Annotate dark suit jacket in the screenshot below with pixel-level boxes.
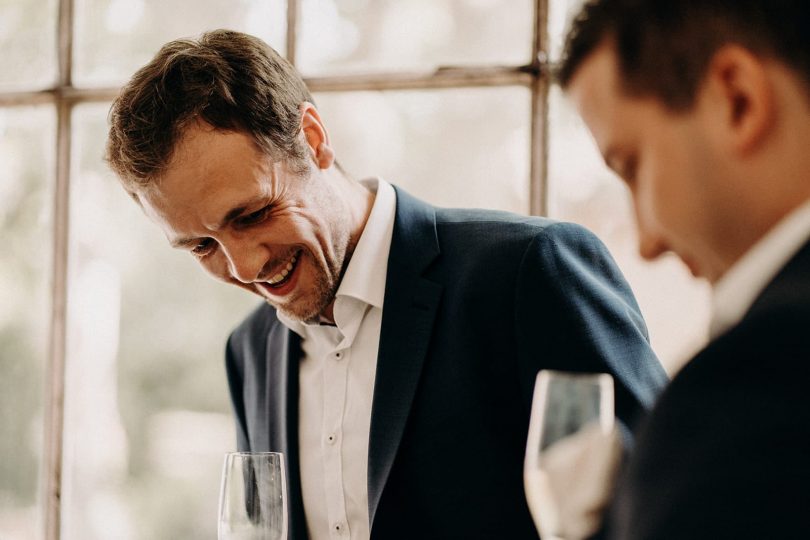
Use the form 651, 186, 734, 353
226, 186, 667, 540
610, 239, 810, 539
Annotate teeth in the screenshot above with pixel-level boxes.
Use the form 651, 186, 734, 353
266, 253, 298, 285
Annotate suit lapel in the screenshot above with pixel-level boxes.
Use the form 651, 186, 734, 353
265, 323, 308, 539
367, 187, 443, 527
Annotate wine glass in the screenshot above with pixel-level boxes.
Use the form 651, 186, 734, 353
524, 370, 615, 540
219, 452, 288, 540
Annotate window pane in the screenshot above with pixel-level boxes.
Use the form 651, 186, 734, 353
0, 0, 58, 90
63, 104, 258, 539
73, 0, 287, 87
314, 87, 530, 214
547, 85, 711, 372
548, 0, 586, 62
298, 0, 533, 75
0, 106, 54, 539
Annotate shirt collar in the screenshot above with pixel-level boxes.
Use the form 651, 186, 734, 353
334, 178, 396, 310
711, 197, 810, 338
277, 178, 396, 337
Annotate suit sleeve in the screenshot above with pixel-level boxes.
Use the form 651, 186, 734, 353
514, 221, 668, 431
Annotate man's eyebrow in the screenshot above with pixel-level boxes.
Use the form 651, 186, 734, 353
170, 237, 199, 249
169, 197, 268, 249
218, 204, 251, 229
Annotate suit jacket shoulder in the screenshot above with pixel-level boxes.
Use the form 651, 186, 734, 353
431, 208, 666, 417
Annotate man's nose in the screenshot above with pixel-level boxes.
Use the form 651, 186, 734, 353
221, 240, 265, 284
638, 229, 668, 261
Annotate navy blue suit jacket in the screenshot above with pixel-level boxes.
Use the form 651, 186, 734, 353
610, 240, 810, 540
226, 186, 667, 539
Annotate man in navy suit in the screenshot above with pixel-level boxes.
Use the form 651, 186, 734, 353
560, 1, 810, 538
106, 30, 666, 539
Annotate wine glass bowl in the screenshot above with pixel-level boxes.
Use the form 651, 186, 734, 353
524, 370, 615, 540
218, 452, 288, 540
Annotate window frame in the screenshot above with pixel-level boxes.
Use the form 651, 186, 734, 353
0, 1, 551, 538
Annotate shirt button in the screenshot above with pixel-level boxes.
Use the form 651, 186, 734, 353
333, 522, 345, 534
327, 433, 337, 445
334, 351, 343, 360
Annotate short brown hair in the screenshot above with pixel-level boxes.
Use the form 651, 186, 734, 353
106, 29, 313, 194
558, 0, 810, 110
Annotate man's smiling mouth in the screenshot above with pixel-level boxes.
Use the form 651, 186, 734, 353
264, 251, 300, 288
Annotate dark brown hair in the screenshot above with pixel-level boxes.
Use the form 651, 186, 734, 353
106, 29, 313, 194
558, 0, 810, 110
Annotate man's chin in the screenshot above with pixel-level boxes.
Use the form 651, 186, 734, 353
269, 298, 331, 325
683, 258, 703, 278
675, 250, 718, 281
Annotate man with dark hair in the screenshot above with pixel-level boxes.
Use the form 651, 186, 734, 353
107, 29, 666, 539
559, 1, 810, 538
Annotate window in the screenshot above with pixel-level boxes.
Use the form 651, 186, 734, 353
0, 1, 709, 538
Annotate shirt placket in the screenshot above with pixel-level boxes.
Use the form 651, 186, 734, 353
321, 338, 351, 538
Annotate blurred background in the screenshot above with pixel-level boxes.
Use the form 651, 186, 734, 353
0, 0, 710, 538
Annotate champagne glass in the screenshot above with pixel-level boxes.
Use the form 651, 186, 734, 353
524, 370, 615, 540
219, 452, 288, 540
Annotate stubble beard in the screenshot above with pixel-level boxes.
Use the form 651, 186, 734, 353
268, 168, 364, 323
272, 223, 356, 324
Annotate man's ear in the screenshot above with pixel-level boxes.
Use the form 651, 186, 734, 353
703, 45, 775, 156
299, 102, 335, 169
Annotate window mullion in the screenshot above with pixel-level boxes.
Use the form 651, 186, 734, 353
530, 0, 550, 216
287, 0, 298, 66
306, 66, 532, 92
43, 0, 74, 538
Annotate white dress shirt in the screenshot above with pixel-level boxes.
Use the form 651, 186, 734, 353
711, 198, 810, 338
277, 178, 396, 540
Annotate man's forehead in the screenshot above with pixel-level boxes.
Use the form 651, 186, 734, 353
136, 155, 277, 244
169, 123, 239, 169
158, 131, 269, 198
567, 40, 622, 109
566, 41, 628, 157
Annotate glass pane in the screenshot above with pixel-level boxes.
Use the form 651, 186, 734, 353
548, 0, 586, 62
63, 104, 258, 540
0, 0, 58, 90
547, 85, 711, 373
0, 106, 54, 539
314, 87, 531, 214
298, 0, 533, 75
73, 0, 287, 87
